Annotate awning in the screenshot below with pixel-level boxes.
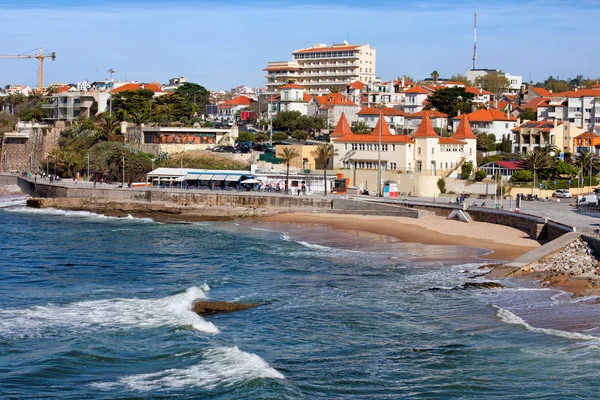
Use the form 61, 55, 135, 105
210, 175, 227, 181
197, 174, 214, 180
184, 174, 200, 180
225, 175, 242, 182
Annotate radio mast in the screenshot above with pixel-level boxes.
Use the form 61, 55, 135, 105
472, 13, 477, 70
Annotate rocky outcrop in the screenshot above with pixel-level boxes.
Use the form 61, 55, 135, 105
521, 238, 600, 278
462, 282, 504, 289
192, 301, 258, 315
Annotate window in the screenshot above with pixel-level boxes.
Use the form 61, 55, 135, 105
344, 144, 347, 150
382, 144, 388, 151
505, 123, 509, 128
392, 144, 396, 151
432, 147, 434, 155
418, 147, 421, 155
351, 143, 357, 150
359, 143, 365, 151
390, 162, 397, 170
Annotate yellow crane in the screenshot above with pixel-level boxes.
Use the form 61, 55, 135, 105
0, 47, 56, 91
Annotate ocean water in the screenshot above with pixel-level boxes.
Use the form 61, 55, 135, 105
2, 195, 600, 399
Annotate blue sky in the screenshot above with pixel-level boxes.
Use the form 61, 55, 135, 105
0, 0, 598, 90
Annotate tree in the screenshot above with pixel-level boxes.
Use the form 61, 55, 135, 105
555, 159, 578, 178
437, 177, 446, 193
575, 150, 600, 176
518, 148, 555, 181
474, 170, 487, 182
426, 87, 474, 118
175, 82, 210, 112
18, 104, 44, 122
352, 120, 371, 134
329, 87, 341, 93
96, 112, 120, 138
310, 144, 337, 196
272, 131, 288, 142
460, 161, 473, 179
520, 107, 536, 121
111, 89, 154, 125
474, 72, 510, 99
291, 130, 308, 143
273, 111, 302, 132
476, 132, 497, 151
255, 132, 269, 142
510, 170, 534, 182
281, 147, 299, 194
154, 93, 191, 125
449, 73, 472, 86
430, 70, 440, 85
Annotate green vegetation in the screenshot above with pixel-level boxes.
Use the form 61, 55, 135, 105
474, 72, 511, 98
272, 111, 325, 136
161, 152, 248, 171
352, 120, 371, 134
474, 170, 487, 182
460, 161, 473, 179
281, 147, 299, 194
291, 130, 308, 143
311, 144, 338, 196
520, 107, 536, 121
436, 177, 447, 193
425, 87, 474, 118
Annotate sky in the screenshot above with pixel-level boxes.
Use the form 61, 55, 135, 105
0, 0, 598, 91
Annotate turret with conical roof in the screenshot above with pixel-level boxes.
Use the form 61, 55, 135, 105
412, 114, 439, 138
452, 114, 477, 140
330, 112, 353, 138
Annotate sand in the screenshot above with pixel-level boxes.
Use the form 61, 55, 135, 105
263, 213, 540, 262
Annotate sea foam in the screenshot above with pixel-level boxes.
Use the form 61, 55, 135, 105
92, 346, 284, 391
494, 306, 599, 341
0, 286, 218, 340
5, 206, 155, 223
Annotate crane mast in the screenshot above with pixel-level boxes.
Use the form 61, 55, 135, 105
0, 47, 57, 91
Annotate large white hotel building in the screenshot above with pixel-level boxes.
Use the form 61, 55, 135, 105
264, 41, 376, 95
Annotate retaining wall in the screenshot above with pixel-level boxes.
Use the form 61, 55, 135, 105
467, 207, 546, 239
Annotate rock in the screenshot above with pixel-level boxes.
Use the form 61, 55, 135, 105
462, 282, 504, 290
192, 301, 258, 316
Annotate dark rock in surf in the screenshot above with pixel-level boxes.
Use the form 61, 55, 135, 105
193, 301, 258, 315
462, 282, 504, 290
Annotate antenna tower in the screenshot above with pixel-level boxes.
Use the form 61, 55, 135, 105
472, 13, 477, 70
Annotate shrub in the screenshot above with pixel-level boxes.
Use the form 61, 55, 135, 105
510, 170, 534, 182
474, 170, 487, 182
460, 161, 473, 179
437, 177, 447, 193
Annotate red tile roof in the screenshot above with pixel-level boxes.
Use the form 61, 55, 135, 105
574, 131, 600, 139
334, 117, 414, 143
404, 86, 431, 94
452, 114, 477, 140
439, 137, 467, 144
529, 86, 551, 97
412, 115, 439, 138
330, 112, 353, 138
314, 93, 358, 107
552, 89, 600, 98
454, 108, 516, 121
280, 83, 305, 90
293, 45, 359, 54
407, 110, 448, 119
348, 81, 367, 90
522, 97, 547, 111
357, 106, 406, 116
465, 87, 493, 96
496, 161, 521, 170
303, 93, 313, 102
56, 85, 71, 93
220, 96, 253, 106
511, 120, 562, 132
112, 83, 164, 93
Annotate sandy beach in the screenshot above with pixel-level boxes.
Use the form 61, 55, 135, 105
263, 212, 540, 262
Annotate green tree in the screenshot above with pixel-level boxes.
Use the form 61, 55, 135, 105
474, 170, 487, 182
474, 72, 510, 99
310, 144, 338, 196
426, 87, 474, 118
510, 170, 534, 182
96, 112, 120, 138
272, 131, 288, 142
460, 161, 473, 179
175, 82, 210, 112
255, 132, 269, 142
437, 177, 446, 193
154, 94, 191, 125
555, 159, 578, 178
18, 104, 44, 122
236, 131, 256, 143
111, 89, 154, 125
449, 73, 473, 86
518, 148, 555, 181
520, 107, 536, 121
291, 129, 308, 143
281, 147, 299, 194
575, 150, 600, 176
273, 111, 302, 132
476, 132, 497, 151
352, 120, 371, 134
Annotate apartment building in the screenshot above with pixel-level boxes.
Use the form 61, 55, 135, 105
537, 87, 600, 133
512, 120, 583, 154
42, 91, 96, 122
264, 41, 376, 95
402, 86, 433, 114
356, 106, 406, 132
269, 83, 313, 115
466, 69, 522, 92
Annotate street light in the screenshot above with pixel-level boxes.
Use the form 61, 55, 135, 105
86, 153, 90, 182
122, 154, 125, 187
377, 106, 382, 196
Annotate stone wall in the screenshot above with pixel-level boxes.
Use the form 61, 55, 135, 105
1, 122, 64, 173
467, 207, 546, 239
544, 220, 576, 241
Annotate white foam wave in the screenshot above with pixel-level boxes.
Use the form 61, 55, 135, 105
494, 306, 599, 341
0, 286, 218, 339
5, 206, 155, 223
0, 196, 27, 208
92, 346, 284, 391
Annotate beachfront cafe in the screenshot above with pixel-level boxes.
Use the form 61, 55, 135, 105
147, 168, 255, 190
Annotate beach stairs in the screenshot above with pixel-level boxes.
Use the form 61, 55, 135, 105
447, 209, 472, 223
443, 156, 466, 178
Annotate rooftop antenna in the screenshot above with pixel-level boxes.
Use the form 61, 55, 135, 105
472, 12, 477, 70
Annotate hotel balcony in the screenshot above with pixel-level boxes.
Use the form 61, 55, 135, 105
298, 62, 359, 69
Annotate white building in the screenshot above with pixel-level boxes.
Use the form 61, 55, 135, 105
308, 93, 360, 127
536, 86, 600, 134
402, 86, 432, 114
466, 69, 522, 92
356, 106, 406, 132
451, 108, 517, 141
269, 83, 313, 115
264, 41, 376, 95
5, 84, 33, 96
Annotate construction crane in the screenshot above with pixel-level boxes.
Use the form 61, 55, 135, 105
0, 47, 57, 91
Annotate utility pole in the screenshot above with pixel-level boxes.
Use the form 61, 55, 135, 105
473, 13, 477, 70
122, 154, 125, 187
29, 153, 32, 174
86, 153, 90, 182
377, 106, 382, 196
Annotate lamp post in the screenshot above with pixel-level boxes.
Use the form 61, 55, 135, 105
86, 153, 90, 182
1, 151, 5, 173
46, 154, 49, 179
122, 154, 125, 187
29, 153, 32, 174
53, 155, 56, 177
377, 105, 382, 197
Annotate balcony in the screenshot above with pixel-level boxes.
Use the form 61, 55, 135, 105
298, 62, 359, 69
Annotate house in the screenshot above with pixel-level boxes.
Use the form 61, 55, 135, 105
404, 110, 448, 132
479, 161, 522, 180
573, 131, 600, 156
111, 82, 165, 96
269, 83, 312, 115
42, 91, 97, 121
356, 106, 406, 132
520, 86, 551, 105
217, 95, 255, 122
465, 87, 493, 105
5, 84, 32, 96
536, 87, 600, 133
402, 86, 432, 113
451, 108, 517, 141
309, 93, 360, 127
345, 80, 367, 104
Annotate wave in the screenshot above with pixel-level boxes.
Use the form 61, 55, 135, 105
0, 196, 28, 209
0, 286, 218, 340
5, 206, 155, 223
494, 306, 599, 341
91, 346, 284, 391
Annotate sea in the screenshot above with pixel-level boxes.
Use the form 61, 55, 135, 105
2, 194, 600, 399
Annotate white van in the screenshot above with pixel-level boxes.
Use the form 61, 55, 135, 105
578, 194, 598, 206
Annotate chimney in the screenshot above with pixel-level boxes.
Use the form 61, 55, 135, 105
574, 87, 578, 92
506, 109, 510, 120
479, 87, 483, 94
401, 77, 405, 87
554, 118, 558, 129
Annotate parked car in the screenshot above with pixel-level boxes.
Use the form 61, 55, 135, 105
212, 146, 235, 153
579, 194, 598, 206
552, 189, 572, 198
252, 143, 274, 153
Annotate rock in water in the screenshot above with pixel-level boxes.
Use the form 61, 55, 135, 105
193, 301, 258, 315
462, 282, 504, 289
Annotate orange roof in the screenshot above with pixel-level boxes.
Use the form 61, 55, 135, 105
330, 112, 353, 138
112, 83, 163, 93
529, 86, 551, 97
439, 137, 467, 145
334, 119, 414, 144
574, 131, 600, 139
512, 120, 562, 132
371, 117, 393, 136
293, 45, 359, 54
452, 114, 477, 140
314, 93, 358, 107
280, 83, 305, 90
220, 96, 253, 106
303, 93, 313, 102
442, 81, 466, 86
553, 89, 600, 98
592, 84, 600, 89
357, 106, 406, 116
407, 110, 448, 119
522, 97, 547, 111
348, 80, 367, 90
465, 87, 493, 96
266, 95, 280, 102
404, 86, 431, 94
56, 85, 71, 93
412, 115, 439, 138
454, 108, 516, 122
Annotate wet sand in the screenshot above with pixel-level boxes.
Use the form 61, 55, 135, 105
262, 213, 540, 262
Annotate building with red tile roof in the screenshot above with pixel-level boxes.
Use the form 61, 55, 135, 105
355, 106, 406, 133
452, 115, 477, 140
112, 82, 164, 94
451, 108, 517, 143
404, 110, 449, 132
511, 119, 582, 154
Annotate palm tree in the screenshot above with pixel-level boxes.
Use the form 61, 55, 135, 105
575, 150, 600, 176
281, 147, 299, 194
352, 120, 371, 134
97, 112, 120, 138
430, 70, 440, 85
311, 143, 338, 196
329, 87, 341, 94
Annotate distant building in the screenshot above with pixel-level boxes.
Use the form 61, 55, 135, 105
264, 41, 376, 95
5, 84, 32, 96
479, 161, 522, 180
466, 69, 522, 92
162, 77, 187, 92
536, 87, 600, 134
451, 108, 518, 141
42, 91, 96, 122
308, 92, 360, 127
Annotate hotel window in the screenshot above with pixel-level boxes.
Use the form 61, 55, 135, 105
390, 162, 397, 170
359, 143, 365, 151
505, 123, 509, 128
445, 162, 448, 168
351, 143, 357, 150
344, 144, 347, 150
392, 144, 396, 151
